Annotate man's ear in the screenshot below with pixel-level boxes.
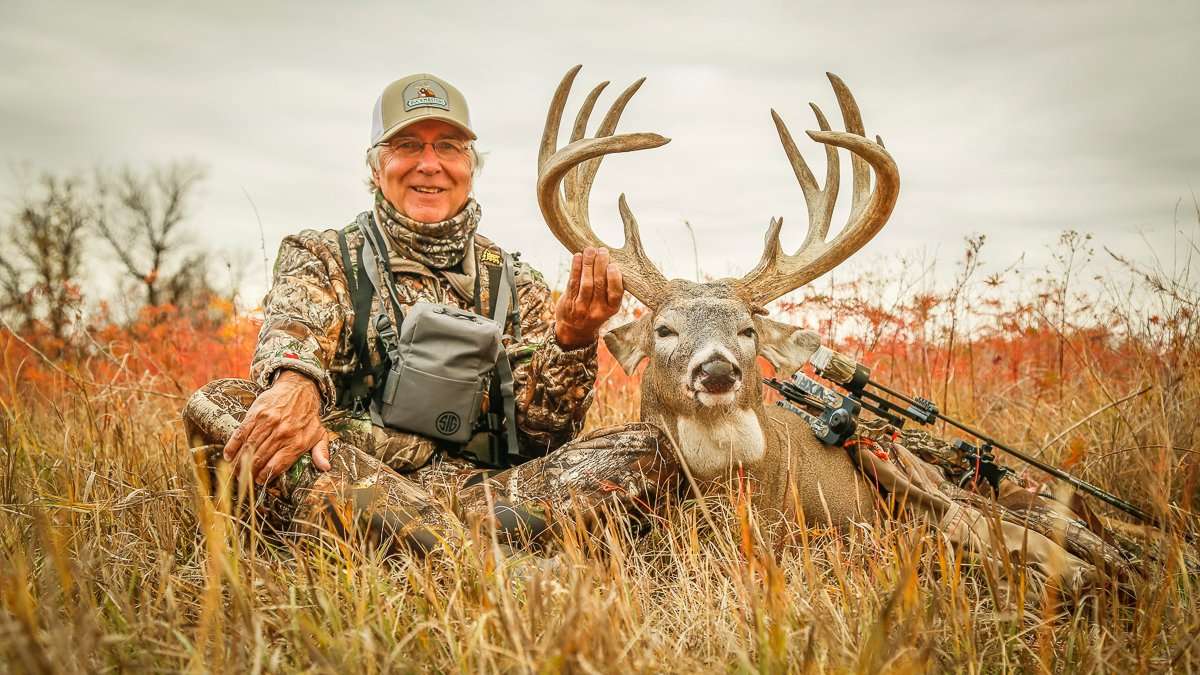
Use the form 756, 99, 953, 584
755, 316, 822, 378
603, 313, 654, 375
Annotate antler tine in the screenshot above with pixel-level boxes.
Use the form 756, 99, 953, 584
565, 78, 647, 232
733, 74, 900, 307
538, 65, 581, 170
537, 65, 672, 307
570, 82, 609, 144
617, 194, 656, 269
771, 102, 838, 251
826, 72, 872, 225
563, 80, 609, 219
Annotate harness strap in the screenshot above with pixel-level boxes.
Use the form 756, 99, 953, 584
487, 251, 520, 461
488, 260, 503, 319
494, 344, 520, 460
337, 229, 356, 296
505, 254, 522, 343
360, 211, 408, 332
473, 262, 484, 315
337, 223, 381, 410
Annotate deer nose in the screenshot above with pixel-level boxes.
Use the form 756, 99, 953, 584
697, 358, 740, 393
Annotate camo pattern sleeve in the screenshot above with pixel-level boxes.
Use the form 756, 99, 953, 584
507, 260, 599, 453
250, 231, 352, 410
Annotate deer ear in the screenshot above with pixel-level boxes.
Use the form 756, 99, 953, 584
755, 317, 822, 378
603, 314, 654, 375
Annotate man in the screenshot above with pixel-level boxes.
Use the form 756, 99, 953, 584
183, 73, 678, 553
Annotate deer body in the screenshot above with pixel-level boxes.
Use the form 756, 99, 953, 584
756, 406, 874, 523
609, 280, 872, 523
668, 392, 872, 523
536, 66, 899, 528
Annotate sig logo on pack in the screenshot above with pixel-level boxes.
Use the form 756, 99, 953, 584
435, 411, 461, 436
404, 80, 449, 111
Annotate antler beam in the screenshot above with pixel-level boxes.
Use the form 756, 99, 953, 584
537, 65, 672, 307
733, 73, 900, 307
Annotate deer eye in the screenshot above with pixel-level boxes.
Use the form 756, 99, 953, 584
739, 327, 756, 339
655, 325, 676, 338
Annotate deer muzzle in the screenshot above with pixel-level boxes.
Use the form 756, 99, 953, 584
695, 356, 741, 396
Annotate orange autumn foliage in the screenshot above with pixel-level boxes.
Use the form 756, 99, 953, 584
0, 291, 1167, 410
2, 298, 259, 404
3, 240, 1192, 449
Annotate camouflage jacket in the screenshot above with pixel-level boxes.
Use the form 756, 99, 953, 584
250, 212, 598, 456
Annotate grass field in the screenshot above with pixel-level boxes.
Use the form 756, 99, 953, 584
2, 231, 1197, 673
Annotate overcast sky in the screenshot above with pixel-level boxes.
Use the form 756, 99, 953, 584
2, 0, 1197, 304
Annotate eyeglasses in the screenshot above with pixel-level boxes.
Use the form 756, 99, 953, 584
381, 137, 472, 160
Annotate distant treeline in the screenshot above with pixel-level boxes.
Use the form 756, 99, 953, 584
0, 162, 246, 356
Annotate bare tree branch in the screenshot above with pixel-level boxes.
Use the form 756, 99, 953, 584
0, 174, 91, 346
95, 161, 210, 310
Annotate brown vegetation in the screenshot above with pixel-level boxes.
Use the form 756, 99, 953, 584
1, 218, 1197, 670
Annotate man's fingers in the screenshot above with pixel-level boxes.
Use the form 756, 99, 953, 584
223, 420, 249, 461
248, 427, 283, 476
236, 419, 270, 466
605, 263, 624, 311
254, 458, 271, 484
255, 455, 283, 485
312, 436, 332, 472
576, 247, 596, 310
229, 414, 274, 470
563, 252, 582, 304
590, 248, 609, 312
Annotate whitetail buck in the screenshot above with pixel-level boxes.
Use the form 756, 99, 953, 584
537, 66, 900, 525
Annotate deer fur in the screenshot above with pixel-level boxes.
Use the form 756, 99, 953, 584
604, 281, 874, 526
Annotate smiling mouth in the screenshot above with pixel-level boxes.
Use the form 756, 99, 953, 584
411, 186, 445, 194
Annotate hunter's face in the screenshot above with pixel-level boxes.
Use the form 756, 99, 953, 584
375, 119, 473, 223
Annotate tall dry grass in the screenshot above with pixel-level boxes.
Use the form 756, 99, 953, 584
1, 229, 1197, 672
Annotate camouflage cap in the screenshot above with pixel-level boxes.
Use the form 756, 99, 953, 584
370, 73, 476, 147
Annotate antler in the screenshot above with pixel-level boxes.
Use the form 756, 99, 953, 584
732, 73, 900, 307
537, 65, 672, 307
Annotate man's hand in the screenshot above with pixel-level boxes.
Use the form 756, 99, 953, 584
555, 246, 624, 350
223, 370, 332, 484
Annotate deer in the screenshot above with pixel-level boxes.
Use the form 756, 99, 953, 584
536, 66, 900, 526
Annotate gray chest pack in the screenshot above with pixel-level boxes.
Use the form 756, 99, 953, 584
334, 212, 527, 468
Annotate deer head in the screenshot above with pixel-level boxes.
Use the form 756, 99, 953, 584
537, 66, 899, 478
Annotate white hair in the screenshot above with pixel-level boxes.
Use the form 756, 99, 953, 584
366, 142, 484, 192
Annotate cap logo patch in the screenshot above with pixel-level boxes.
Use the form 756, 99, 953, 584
404, 79, 449, 111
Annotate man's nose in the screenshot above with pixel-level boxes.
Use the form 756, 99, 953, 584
414, 144, 442, 173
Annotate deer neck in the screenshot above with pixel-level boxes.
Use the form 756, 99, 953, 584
645, 397, 768, 480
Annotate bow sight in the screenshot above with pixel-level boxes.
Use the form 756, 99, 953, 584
764, 346, 1155, 525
